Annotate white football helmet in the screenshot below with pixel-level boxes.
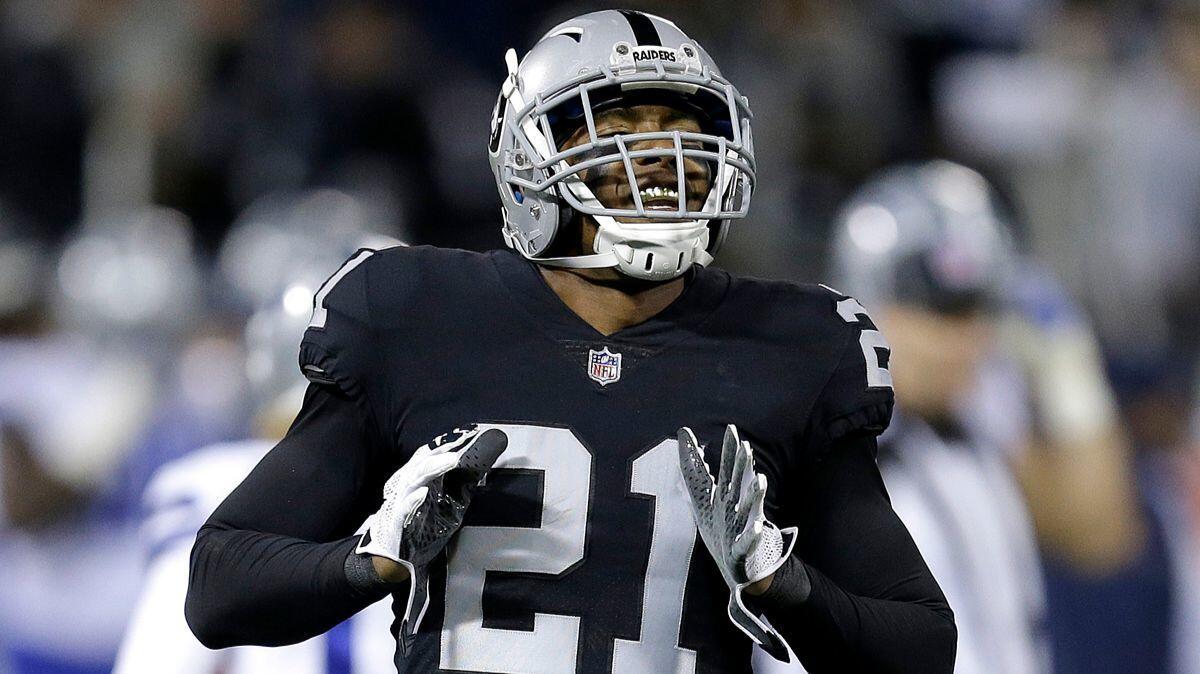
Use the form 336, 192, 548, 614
488, 10, 755, 281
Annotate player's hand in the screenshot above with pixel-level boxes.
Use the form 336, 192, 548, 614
356, 424, 507, 653
371, 556, 411, 583
677, 424, 796, 663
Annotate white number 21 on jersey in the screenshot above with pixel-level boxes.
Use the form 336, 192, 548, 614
440, 424, 699, 674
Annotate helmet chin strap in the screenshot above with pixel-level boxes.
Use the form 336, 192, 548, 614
526, 174, 716, 279
532, 208, 714, 277
531, 215, 715, 278
533, 246, 715, 271
535, 250, 622, 269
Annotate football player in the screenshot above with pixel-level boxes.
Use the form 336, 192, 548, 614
186, 11, 956, 672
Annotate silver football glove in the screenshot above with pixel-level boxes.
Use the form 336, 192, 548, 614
677, 424, 797, 662
357, 424, 507, 653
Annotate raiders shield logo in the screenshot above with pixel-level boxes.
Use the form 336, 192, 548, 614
587, 346, 622, 386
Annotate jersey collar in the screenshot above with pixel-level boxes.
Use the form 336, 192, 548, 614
489, 249, 729, 346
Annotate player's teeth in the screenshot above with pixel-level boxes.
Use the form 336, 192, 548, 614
639, 186, 679, 201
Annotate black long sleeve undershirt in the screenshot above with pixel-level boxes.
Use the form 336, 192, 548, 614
185, 385, 399, 648
186, 387, 954, 669
755, 435, 957, 672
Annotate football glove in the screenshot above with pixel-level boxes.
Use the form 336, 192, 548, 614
677, 424, 797, 662
356, 424, 507, 654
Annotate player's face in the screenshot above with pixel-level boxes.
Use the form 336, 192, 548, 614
561, 104, 713, 221
548, 104, 714, 284
882, 304, 994, 421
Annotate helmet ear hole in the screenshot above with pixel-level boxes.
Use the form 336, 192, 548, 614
558, 201, 577, 237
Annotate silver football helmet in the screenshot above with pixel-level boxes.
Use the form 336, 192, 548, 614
488, 10, 755, 281
831, 160, 1016, 313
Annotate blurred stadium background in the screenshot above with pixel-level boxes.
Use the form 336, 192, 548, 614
1, 1, 1198, 673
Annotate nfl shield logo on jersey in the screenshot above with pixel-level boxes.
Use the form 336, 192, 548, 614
587, 346, 622, 386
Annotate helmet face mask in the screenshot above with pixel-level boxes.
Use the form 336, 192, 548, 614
489, 10, 755, 281
556, 101, 714, 222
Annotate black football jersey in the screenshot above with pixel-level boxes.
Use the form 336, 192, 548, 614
298, 245, 894, 674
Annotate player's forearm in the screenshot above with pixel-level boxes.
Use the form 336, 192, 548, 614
765, 434, 956, 671
185, 524, 394, 648
755, 555, 956, 672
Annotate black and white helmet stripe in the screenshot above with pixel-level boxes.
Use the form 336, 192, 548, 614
617, 9, 662, 46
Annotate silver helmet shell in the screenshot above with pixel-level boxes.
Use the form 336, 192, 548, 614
488, 10, 755, 281
831, 160, 1016, 312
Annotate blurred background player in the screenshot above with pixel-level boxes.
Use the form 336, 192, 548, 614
832, 161, 1051, 674
113, 199, 400, 674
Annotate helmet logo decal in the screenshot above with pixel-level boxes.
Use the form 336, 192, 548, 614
587, 347, 623, 386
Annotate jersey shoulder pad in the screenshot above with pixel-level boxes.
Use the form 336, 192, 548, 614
715, 276, 893, 456
300, 245, 495, 394
300, 247, 378, 393
298, 246, 404, 393
803, 284, 895, 458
